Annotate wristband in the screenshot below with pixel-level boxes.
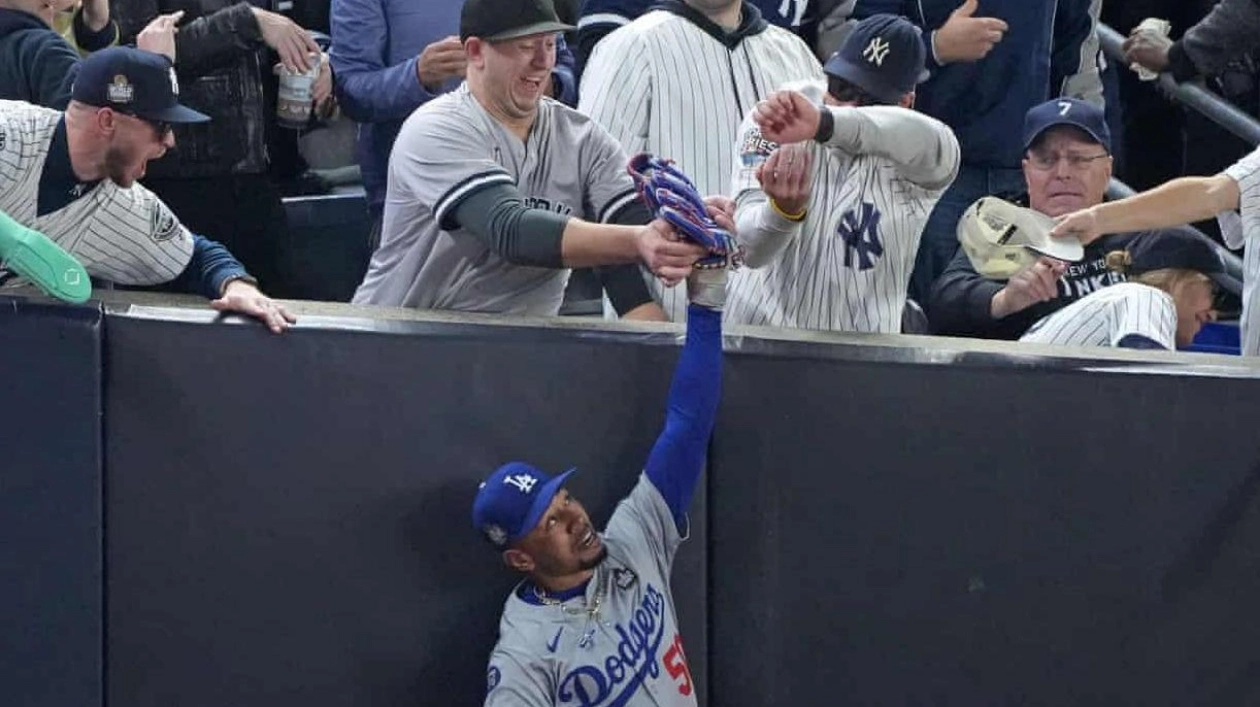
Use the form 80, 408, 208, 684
769, 198, 807, 222
813, 107, 834, 143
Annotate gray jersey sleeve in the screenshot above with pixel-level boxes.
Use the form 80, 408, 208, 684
604, 474, 685, 580
580, 121, 639, 223
390, 110, 515, 231
484, 651, 553, 707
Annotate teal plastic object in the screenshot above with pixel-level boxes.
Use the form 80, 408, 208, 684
0, 210, 91, 304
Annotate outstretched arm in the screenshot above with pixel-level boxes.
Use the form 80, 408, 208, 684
1051, 175, 1240, 244
643, 287, 724, 529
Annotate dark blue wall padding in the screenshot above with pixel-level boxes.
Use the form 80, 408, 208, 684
103, 314, 708, 707
0, 298, 103, 707
708, 348, 1260, 707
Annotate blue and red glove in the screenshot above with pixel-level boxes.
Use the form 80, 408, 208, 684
627, 154, 740, 269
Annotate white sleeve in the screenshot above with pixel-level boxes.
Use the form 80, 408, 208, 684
1223, 145, 1260, 249
730, 112, 803, 268
578, 28, 651, 158
822, 105, 960, 190
77, 185, 194, 286
1107, 286, 1177, 349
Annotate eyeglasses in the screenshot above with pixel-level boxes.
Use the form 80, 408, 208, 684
140, 117, 173, 139
1026, 150, 1110, 171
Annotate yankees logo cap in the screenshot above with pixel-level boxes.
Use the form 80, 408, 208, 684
71, 47, 209, 124
472, 461, 576, 549
460, 0, 575, 43
1023, 98, 1111, 152
823, 14, 928, 105
958, 197, 1084, 279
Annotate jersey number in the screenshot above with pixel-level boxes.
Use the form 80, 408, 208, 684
664, 634, 693, 696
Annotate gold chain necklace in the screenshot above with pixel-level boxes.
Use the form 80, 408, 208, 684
533, 568, 609, 620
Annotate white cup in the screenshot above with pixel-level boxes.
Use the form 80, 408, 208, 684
276, 56, 319, 129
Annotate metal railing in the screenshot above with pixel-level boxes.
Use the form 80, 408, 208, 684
1097, 22, 1253, 295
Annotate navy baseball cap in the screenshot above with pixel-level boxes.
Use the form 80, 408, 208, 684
1023, 98, 1110, 152
823, 14, 928, 105
1122, 230, 1225, 279
472, 461, 575, 549
71, 47, 209, 124
460, 0, 574, 42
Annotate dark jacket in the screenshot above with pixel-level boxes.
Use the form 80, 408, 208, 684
1167, 0, 1260, 82
850, 0, 1103, 170
113, 0, 272, 178
924, 228, 1210, 340
0, 9, 114, 108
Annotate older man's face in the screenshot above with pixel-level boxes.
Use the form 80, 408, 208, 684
1023, 126, 1113, 217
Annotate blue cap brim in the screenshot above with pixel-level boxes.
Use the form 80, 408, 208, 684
511, 468, 576, 544
823, 57, 923, 105
146, 103, 211, 124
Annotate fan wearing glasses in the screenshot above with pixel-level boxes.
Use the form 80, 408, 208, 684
927, 97, 1201, 342
0, 47, 295, 332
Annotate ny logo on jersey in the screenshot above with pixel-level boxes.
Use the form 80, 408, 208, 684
837, 202, 884, 270
863, 37, 891, 67
504, 473, 537, 493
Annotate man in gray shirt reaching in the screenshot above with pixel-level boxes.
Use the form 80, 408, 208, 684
352, 0, 706, 319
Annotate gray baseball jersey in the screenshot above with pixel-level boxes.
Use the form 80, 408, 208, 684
351, 85, 639, 316
1223, 145, 1260, 356
1019, 282, 1177, 349
0, 101, 193, 285
727, 81, 959, 332
485, 475, 696, 707
579, 9, 823, 321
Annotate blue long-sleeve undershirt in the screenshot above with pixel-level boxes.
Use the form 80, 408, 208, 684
168, 234, 250, 300
644, 304, 723, 529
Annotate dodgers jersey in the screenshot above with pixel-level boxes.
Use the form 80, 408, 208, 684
727, 81, 959, 332
579, 6, 822, 321
485, 475, 695, 707
1020, 282, 1177, 350
1223, 146, 1260, 356
0, 101, 193, 285
352, 85, 639, 316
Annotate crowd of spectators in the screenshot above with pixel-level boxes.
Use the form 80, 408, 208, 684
1, 0, 1258, 355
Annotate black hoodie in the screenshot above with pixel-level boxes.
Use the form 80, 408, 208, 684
0, 9, 81, 109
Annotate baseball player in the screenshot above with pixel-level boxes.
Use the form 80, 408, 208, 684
727, 14, 960, 332
1052, 144, 1260, 355
1019, 231, 1222, 350
579, 0, 823, 321
0, 47, 294, 332
352, 0, 706, 320
471, 256, 727, 706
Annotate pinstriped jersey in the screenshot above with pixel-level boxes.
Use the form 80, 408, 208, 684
352, 85, 639, 316
1019, 282, 1176, 349
579, 8, 823, 322
485, 476, 695, 707
1223, 146, 1260, 356
725, 82, 954, 332
0, 101, 193, 286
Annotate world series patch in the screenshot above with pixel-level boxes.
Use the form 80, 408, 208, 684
739, 127, 777, 167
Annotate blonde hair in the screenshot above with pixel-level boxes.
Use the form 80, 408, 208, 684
1104, 250, 1212, 297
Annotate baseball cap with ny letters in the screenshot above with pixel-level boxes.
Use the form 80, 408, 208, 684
71, 47, 209, 124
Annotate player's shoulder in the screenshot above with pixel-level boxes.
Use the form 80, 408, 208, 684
0, 100, 60, 140
1100, 281, 1171, 302
398, 86, 489, 142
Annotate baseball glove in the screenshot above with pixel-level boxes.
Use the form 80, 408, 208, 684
627, 154, 740, 269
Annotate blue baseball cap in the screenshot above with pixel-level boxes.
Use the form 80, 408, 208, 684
71, 47, 209, 124
1023, 98, 1110, 153
472, 461, 575, 549
823, 14, 928, 105
1122, 230, 1224, 279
